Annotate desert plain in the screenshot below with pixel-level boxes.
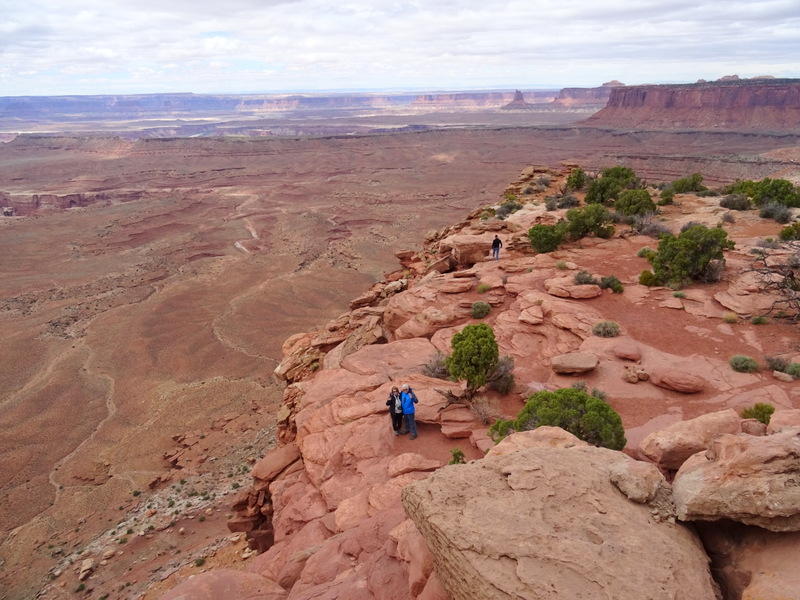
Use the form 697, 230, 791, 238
1, 98, 800, 599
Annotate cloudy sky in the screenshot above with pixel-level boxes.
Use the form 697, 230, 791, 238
1, 0, 798, 96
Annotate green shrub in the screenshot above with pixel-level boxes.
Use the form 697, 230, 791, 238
673, 290, 686, 298
740, 403, 775, 425
449, 447, 466, 465
476, 283, 492, 294
659, 187, 675, 205
585, 177, 622, 205
751, 315, 767, 325
616, 189, 657, 216
489, 387, 626, 450
729, 355, 760, 373
779, 222, 800, 241
723, 177, 800, 207
593, 321, 621, 337
574, 270, 599, 285
566, 168, 587, 190
639, 270, 659, 286
555, 260, 568, 270
671, 173, 707, 194
722, 312, 739, 324
637, 246, 656, 259
528, 223, 565, 253
195, 558, 206, 567
647, 224, 734, 289
564, 204, 614, 240
446, 324, 499, 396
599, 275, 624, 294
471, 301, 491, 319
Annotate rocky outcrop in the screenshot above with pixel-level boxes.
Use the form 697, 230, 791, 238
550, 351, 599, 374
551, 84, 620, 108
672, 428, 800, 532
500, 90, 536, 110
158, 569, 288, 600
587, 78, 800, 131
639, 409, 742, 471
402, 435, 719, 600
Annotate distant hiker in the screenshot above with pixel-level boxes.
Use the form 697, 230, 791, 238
386, 386, 404, 436
492, 235, 502, 261
400, 383, 419, 439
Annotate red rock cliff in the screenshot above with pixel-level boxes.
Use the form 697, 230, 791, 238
587, 79, 800, 131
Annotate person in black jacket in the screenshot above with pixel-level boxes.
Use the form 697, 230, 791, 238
386, 386, 404, 436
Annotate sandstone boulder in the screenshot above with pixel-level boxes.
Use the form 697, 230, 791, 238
612, 340, 642, 361
639, 409, 742, 471
544, 276, 603, 299
768, 408, 800, 433
252, 444, 301, 483
157, 569, 287, 600
673, 428, 800, 532
550, 352, 599, 374
402, 445, 718, 600
650, 366, 707, 393
486, 427, 587, 457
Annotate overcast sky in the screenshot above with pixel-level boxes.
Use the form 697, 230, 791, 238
1, 0, 798, 96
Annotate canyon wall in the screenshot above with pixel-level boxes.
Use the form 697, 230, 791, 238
587, 78, 800, 132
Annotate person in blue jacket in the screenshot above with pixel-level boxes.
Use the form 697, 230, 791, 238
400, 383, 419, 439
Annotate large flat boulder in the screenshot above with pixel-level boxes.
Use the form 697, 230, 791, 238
550, 352, 599, 374
402, 443, 718, 600
673, 428, 800, 532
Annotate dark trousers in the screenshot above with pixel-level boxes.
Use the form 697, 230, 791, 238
391, 413, 403, 432
403, 413, 418, 437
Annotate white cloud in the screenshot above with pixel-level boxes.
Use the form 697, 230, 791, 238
0, 0, 798, 95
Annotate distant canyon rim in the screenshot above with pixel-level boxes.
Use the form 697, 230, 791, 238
1, 79, 800, 598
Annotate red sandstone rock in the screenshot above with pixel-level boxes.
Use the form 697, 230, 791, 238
650, 366, 707, 393
550, 352, 599, 374
673, 428, 800, 531
768, 409, 800, 433
403, 445, 718, 600
157, 569, 288, 600
639, 409, 742, 470
252, 444, 301, 483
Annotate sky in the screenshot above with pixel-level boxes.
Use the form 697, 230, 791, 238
1, 0, 799, 97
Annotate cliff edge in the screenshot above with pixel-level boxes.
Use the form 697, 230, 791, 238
586, 78, 800, 132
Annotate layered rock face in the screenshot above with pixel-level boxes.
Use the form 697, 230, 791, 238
587, 78, 800, 131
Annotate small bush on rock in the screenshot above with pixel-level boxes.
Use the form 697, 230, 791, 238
599, 275, 624, 293
476, 283, 492, 294
566, 168, 587, 190
574, 270, 599, 285
741, 403, 775, 425
729, 355, 760, 373
471, 301, 491, 319
751, 315, 767, 325
765, 355, 788, 371
785, 363, 800, 379
593, 321, 621, 337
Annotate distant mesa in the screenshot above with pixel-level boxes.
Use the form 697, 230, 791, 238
586, 76, 800, 132
551, 81, 624, 108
